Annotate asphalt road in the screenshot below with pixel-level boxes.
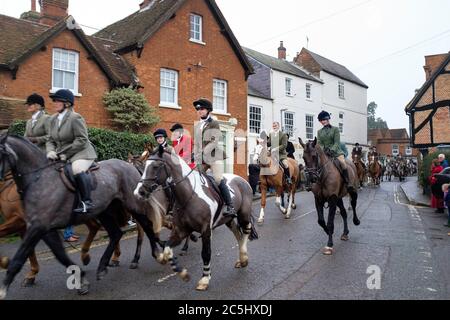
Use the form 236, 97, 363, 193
1, 178, 449, 300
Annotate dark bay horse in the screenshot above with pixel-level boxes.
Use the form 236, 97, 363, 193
368, 155, 382, 186
351, 152, 366, 188
134, 147, 258, 291
299, 138, 361, 255
253, 139, 300, 224
0, 135, 164, 299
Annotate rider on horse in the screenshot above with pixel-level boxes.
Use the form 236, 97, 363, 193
170, 123, 195, 170
352, 143, 366, 170
267, 122, 292, 185
46, 89, 97, 214
24, 93, 50, 153
193, 98, 236, 218
317, 111, 352, 192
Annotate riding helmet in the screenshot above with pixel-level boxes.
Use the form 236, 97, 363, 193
193, 98, 213, 112
318, 111, 331, 121
25, 93, 45, 108
170, 123, 184, 132
49, 89, 74, 106
154, 128, 168, 139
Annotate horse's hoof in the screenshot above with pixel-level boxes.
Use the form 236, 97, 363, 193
189, 234, 198, 242
235, 260, 248, 269
157, 253, 167, 265
78, 279, 90, 296
322, 247, 333, 255
108, 260, 120, 268
0, 257, 9, 269
196, 283, 209, 291
354, 219, 361, 226
129, 262, 139, 270
257, 218, 264, 225
285, 214, 291, 220
96, 269, 108, 281
291, 204, 297, 210
0, 286, 7, 300
22, 278, 36, 287
81, 255, 91, 266
341, 235, 349, 241
179, 269, 191, 282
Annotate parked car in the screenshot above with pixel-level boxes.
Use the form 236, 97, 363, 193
431, 167, 450, 199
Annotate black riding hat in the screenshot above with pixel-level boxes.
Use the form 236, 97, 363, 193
170, 123, 184, 132
193, 98, 213, 111
355, 143, 360, 146
25, 93, 45, 108
318, 111, 331, 121
154, 128, 168, 139
49, 89, 74, 106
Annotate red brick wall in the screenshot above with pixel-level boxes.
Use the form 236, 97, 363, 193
0, 30, 113, 128
424, 53, 448, 81
294, 49, 322, 77
125, 0, 248, 177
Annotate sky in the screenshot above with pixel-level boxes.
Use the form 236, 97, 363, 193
1, 0, 450, 130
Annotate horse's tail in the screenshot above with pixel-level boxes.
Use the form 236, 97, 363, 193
248, 214, 259, 241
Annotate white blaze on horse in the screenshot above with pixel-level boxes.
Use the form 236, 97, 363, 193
252, 139, 299, 224
134, 146, 258, 291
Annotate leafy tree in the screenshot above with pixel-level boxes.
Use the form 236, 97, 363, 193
103, 87, 160, 133
367, 102, 389, 130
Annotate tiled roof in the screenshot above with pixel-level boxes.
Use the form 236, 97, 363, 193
244, 47, 322, 83
248, 84, 272, 100
302, 48, 368, 88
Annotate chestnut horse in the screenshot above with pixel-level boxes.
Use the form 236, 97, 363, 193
368, 155, 382, 186
253, 138, 300, 224
351, 152, 366, 188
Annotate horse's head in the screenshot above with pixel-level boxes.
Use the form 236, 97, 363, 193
352, 153, 360, 163
0, 134, 17, 181
134, 145, 180, 199
299, 137, 320, 186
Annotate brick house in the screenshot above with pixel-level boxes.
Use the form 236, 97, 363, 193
405, 52, 450, 151
0, 0, 253, 177
368, 128, 418, 158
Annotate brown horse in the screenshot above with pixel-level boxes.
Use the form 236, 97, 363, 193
253, 138, 300, 224
299, 138, 360, 255
351, 152, 366, 188
368, 155, 382, 186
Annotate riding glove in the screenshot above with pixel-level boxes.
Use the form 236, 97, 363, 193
47, 151, 58, 161
59, 154, 67, 162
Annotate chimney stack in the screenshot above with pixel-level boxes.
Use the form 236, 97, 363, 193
31, 0, 37, 12
278, 41, 286, 60
39, 0, 69, 26
20, 0, 40, 23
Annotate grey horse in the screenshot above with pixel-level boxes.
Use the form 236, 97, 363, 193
134, 146, 258, 291
0, 134, 163, 299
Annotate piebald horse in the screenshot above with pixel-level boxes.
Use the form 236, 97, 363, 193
253, 138, 300, 224
299, 138, 361, 255
134, 146, 258, 291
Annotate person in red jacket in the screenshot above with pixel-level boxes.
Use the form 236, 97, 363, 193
430, 159, 445, 213
170, 123, 195, 169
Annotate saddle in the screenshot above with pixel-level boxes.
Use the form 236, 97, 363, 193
202, 173, 235, 225
58, 162, 99, 193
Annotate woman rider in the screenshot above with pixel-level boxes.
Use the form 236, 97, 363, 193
46, 89, 97, 213
317, 110, 352, 192
24, 93, 50, 153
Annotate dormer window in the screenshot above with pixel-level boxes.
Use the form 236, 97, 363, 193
190, 14, 204, 44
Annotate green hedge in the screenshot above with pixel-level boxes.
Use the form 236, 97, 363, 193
8, 120, 155, 161
419, 151, 450, 188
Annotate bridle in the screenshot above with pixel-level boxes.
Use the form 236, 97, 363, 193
304, 145, 331, 184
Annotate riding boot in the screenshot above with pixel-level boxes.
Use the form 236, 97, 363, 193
218, 179, 236, 218
73, 172, 94, 214
342, 169, 353, 192
283, 166, 292, 185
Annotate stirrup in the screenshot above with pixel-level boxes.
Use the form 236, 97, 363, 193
223, 206, 237, 218
74, 201, 93, 214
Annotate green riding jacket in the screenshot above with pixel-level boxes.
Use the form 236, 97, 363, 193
317, 125, 344, 157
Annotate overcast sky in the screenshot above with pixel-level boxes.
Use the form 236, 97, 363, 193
2, 0, 450, 130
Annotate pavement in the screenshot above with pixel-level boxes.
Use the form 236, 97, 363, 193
1, 177, 449, 300
400, 177, 431, 207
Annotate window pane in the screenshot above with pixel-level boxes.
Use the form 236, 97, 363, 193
53, 70, 63, 88
64, 72, 75, 90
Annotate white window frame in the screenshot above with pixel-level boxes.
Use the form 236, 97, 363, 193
160, 68, 179, 108
338, 112, 344, 134
285, 78, 293, 96
338, 81, 345, 99
283, 111, 295, 137
52, 48, 79, 95
305, 114, 314, 140
190, 14, 204, 44
392, 144, 400, 155
249, 105, 262, 134
306, 83, 312, 100
213, 79, 228, 114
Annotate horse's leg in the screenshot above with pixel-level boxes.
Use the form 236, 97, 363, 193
337, 198, 350, 241
196, 227, 212, 291
315, 197, 328, 235
0, 224, 47, 299
180, 237, 190, 256
41, 229, 90, 295
96, 211, 124, 280
323, 196, 338, 255
286, 184, 296, 219
276, 188, 287, 215
130, 223, 144, 269
349, 189, 360, 226
164, 232, 190, 282
22, 250, 39, 287
109, 242, 121, 268
258, 183, 267, 224
132, 213, 163, 263
81, 219, 101, 266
